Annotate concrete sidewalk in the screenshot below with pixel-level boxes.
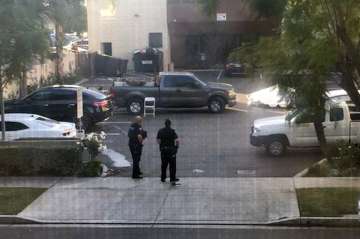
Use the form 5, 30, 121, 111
17, 177, 299, 224
0, 177, 358, 225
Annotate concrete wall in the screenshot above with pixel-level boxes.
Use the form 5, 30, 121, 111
87, 0, 171, 71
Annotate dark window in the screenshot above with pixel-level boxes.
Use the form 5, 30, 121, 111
149, 33, 163, 48
1, 122, 29, 131
48, 89, 76, 101
27, 91, 52, 101
350, 113, 360, 121
101, 42, 112, 56
330, 108, 344, 121
295, 110, 325, 124
84, 89, 106, 100
163, 76, 198, 88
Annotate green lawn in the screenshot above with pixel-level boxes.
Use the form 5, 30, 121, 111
297, 188, 360, 217
0, 188, 46, 215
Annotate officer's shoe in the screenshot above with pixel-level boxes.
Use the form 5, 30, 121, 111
132, 175, 143, 179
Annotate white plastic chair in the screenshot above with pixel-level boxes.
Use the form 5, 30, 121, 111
144, 97, 156, 117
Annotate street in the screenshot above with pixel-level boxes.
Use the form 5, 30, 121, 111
0, 225, 359, 239
88, 71, 320, 177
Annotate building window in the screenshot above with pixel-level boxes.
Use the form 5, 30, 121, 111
149, 33, 163, 48
101, 42, 112, 56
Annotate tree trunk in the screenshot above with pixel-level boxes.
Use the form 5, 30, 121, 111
313, 119, 327, 156
0, 75, 5, 141
19, 68, 27, 99
55, 22, 64, 84
338, 62, 360, 111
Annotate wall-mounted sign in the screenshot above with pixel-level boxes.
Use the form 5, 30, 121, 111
217, 13, 227, 22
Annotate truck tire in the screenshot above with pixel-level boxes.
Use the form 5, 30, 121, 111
208, 97, 225, 113
127, 98, 143, 115
266, 137, 287, 157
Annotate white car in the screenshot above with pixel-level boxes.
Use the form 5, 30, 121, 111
1, 114, 77, 141
247, 85, 293, 108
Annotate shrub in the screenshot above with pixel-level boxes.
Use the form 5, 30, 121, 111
327, 141, 360, 176
0, 147, 82, 176
78, 160, 103, 177
82, 132, 106, 160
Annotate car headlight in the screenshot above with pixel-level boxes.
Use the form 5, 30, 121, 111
228, 89, 236, 97
251, 127, 261, 134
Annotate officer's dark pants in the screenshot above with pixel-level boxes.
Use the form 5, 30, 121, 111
130, 146, 142, 178
161, 152, 176, 182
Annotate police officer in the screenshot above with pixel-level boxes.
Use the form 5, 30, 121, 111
128, 116, 147, 179
157, 119, 179, 185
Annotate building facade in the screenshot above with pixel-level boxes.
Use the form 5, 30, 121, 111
167, 0, 278, 68
87, 0, 172, 71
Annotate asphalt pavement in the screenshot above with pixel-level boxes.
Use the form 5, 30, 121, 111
1, 225, 360, 239
85, 71, 321, 177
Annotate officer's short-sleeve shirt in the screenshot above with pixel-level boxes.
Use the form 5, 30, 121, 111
128, 123, 141, 146
157, 127, 178, 148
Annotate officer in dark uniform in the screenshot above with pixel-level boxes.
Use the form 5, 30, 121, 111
128, 116, 147, 179
157, 119, 179, 185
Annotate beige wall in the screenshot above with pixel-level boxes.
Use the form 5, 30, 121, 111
87, 0, 171, 71
4, 50, 77, 100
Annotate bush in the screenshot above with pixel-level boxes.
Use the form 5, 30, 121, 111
306, 163, 330, 177
327, 141, 360, 176
82, 132, 106, 160
78, 160, 103, 177
0, 147, 82, 176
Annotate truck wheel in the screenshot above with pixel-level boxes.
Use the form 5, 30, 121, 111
208, 97, 225, 113
127, 98, 143, 115
266, 138, 286, 157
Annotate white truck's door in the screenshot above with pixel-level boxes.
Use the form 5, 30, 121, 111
323, 106, 348, 143
291, 110, 318, 146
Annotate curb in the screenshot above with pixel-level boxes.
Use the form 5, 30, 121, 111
0, 215, 39, 224
299, 217, 360, 227
269, 216, 360, 227
294, 158, 328, 177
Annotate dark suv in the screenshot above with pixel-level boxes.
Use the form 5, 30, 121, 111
5, 85, 112, 129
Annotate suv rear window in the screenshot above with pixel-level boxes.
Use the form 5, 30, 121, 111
84, 89, 107, 100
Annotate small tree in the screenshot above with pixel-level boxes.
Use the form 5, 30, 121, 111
44, 0, 87, 83
0, 0, 49, 140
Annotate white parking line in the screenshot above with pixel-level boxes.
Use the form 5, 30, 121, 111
99, 121, 131, 124
114, 126, 128, 136
216, 70, 223, 82
228, 107, 249, 113
106, 133, 122, 136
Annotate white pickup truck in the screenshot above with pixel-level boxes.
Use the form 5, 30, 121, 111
250, 100, 360, 156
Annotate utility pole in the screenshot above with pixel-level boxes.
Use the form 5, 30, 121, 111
0, 72, 5, 141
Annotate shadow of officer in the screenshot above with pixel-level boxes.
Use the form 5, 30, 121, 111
157, 119, 179, 186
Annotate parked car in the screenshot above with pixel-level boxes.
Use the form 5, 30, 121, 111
0, 114, 77, 141
224, 62, 245, 77
110, 72, 237, 114
5, 85, 112, 130
250, 100, 360, 156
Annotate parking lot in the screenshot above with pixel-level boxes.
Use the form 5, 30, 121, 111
85, 71, 321, 177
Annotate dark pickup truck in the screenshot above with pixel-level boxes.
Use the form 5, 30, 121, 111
110, 72, 237, 114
